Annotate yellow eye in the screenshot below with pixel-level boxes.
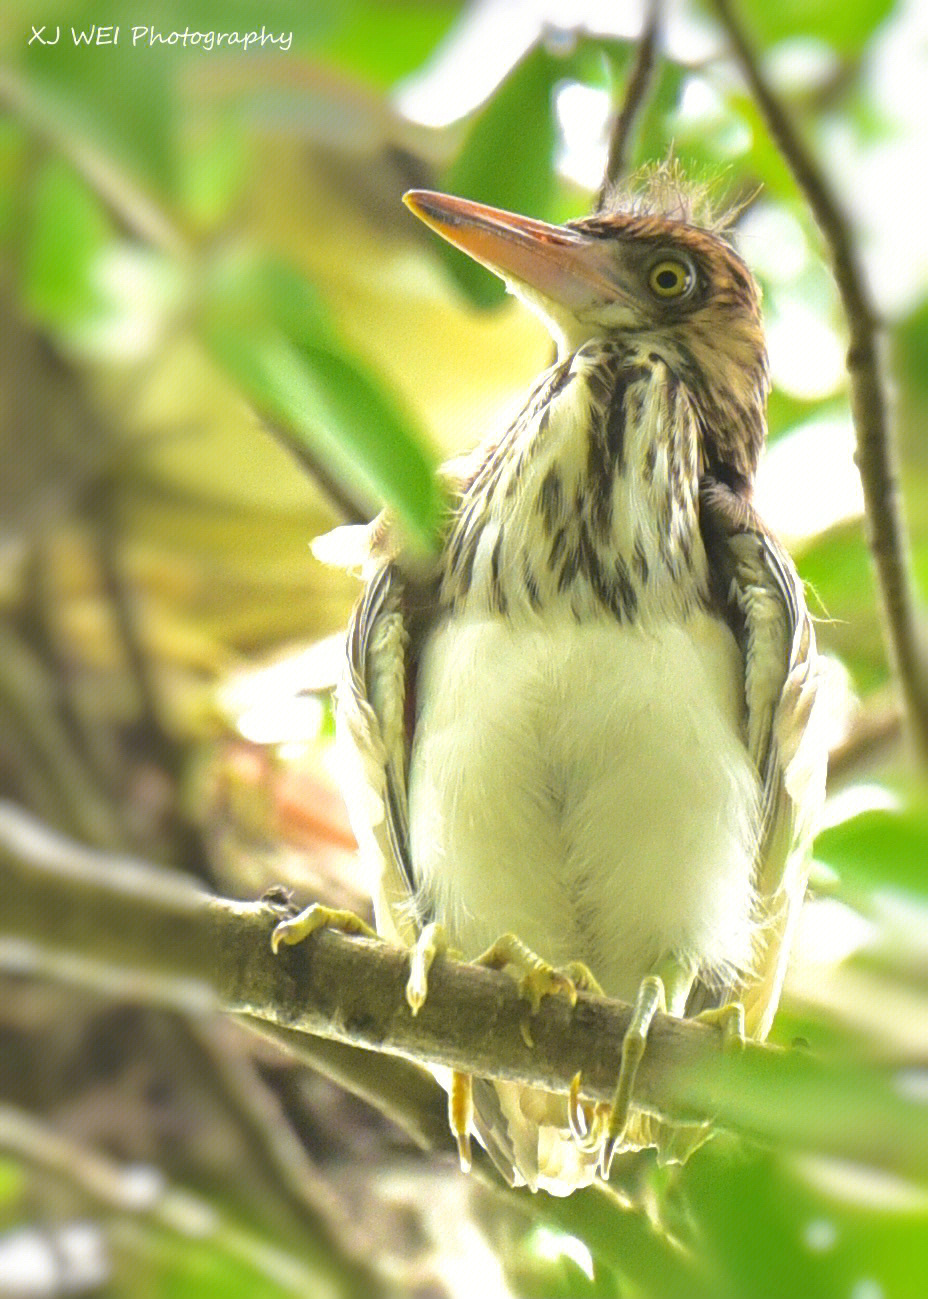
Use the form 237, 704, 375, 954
648, 259, 693, 299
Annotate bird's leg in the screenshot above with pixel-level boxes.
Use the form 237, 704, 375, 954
410, 929, 598, 1173
600, 956, 696, 1179
405, 923, 474, 1173
599, 994, 746, 1171
473, 933, 599, 1048
270, 903, 377, 954
642, 1001, 747, 1168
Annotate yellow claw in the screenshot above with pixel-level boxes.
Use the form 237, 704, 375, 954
406, 921, 454, 1015
694, 1001, 746, 1052
559, 961, 604, 996
473, 933, 586, 1046
568, 1072, 608, 1153
449, 1070, 474, 1174
270, 904, 376, 955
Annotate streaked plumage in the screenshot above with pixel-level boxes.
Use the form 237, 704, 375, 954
325, 173, 828, 1194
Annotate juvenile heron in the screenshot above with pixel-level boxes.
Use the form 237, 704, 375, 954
275, 171, 828, 1194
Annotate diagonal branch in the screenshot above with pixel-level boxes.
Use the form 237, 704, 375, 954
596, 0, 663, 208
710, 0, 928, 758
1, 800, 927, 1183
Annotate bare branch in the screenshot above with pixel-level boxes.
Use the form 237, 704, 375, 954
1, 801, 927, 1183
596, 0, 662, 208
242, 1020, 449, 1153
709, 0, 928, 759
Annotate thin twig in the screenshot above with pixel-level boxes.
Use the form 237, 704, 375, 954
596, 0, 662, 208
710, 0, 928, 759
1, 801, 927, 1184
242, 1020, 448, 1153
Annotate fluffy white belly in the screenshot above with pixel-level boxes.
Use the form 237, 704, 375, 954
407, 612, 760, 1002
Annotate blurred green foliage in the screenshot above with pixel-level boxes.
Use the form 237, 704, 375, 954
1, 0, 927, 1296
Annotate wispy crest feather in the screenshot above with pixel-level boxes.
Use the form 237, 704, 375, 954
597, 157, 753, 234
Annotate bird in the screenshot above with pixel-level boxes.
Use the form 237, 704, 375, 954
273, 165, 829, 1195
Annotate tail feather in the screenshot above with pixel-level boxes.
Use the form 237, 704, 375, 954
472, 1080, 600, 1196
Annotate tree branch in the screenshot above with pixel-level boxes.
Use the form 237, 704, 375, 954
1, 800, 926, 1183
709, 0, 928, 759
596, 0, 662, 208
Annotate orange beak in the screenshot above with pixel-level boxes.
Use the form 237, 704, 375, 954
403, 190, 617, 309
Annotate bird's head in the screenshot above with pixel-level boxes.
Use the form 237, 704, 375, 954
405, 176, 770, 488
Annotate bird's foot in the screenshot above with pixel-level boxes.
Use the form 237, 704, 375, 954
599, 973, 667, 1177
270, 903, 376, 955
473, 933, 596, 1047
693, 1000, 746, 1053
639, 1000, 744, 1166
406, 924, 472, 1175
596, 957, 700, 1179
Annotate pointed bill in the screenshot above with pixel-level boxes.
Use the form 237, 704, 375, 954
403, 190, 615, 307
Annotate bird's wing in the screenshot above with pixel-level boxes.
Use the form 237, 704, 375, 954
334, 538, 424, 948
694, 480, 829, 1037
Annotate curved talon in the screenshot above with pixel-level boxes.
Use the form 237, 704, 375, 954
559, 961, 604, 996
568, 1072, 587, 1142
270, 904, 376, 955
568, 1073, 605, 1153
518, 966, 578, 1015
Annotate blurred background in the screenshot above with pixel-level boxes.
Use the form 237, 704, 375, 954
0, 0, 927, 1295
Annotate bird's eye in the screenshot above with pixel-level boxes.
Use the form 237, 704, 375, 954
648, 258, 694, 299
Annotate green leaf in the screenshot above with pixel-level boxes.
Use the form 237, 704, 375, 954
796, 523, 888, 693
108, 1220, 307, 1299
438, 42, 569, 307
202, 256, 441, 548
683, 1139, 928, 1299
316, 0, 464, 85
22, 158, 113, 331
894, 299, 928, 413
21, 0, 177, 196
712, 0, 897, 56
0, 1158, 25, 1206
815, 801, 928, 900
539, 1185, 704, 1299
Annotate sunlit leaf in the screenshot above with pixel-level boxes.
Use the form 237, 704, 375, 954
22, 158, 113, 332
815, 801, 928, 899
712, 0, 897, 55
316, 0, 464, 85
683, 1139, 928, 1299
438, 42, 568, 306
202, 256, 441, 548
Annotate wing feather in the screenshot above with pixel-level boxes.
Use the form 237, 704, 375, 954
337, 549, 421, 946
695, 481, 828, 1036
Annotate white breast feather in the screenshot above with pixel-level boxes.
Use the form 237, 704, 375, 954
408, 612, 760, 1002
